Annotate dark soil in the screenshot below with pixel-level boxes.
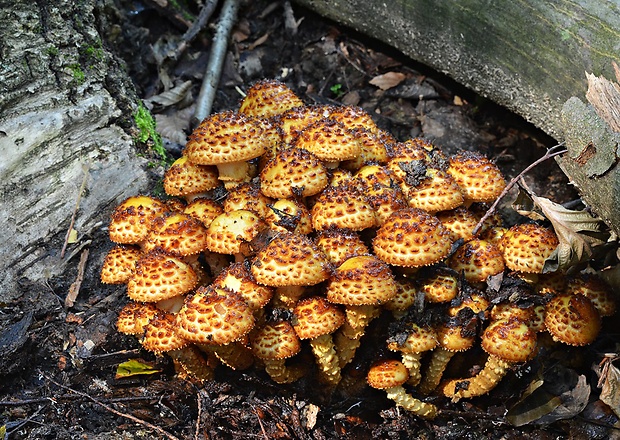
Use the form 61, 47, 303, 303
1, 1, 618, 439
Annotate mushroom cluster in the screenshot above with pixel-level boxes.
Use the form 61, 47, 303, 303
101, 79, 616, 418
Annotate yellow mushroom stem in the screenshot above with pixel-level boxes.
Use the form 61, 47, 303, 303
263, 359, 304, 384
401, 352, 425, 386
441, 355, 511, 402
309, 333, 341, 386
385, 385, 438, 419
216, 161, 251, 183
417, 348, 456, 395
201, 342, 254, 371
167, 345, 215, 382
335, 304, 381, 368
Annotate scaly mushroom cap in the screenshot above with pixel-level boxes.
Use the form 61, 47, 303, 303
251, 232, 332, 287
566, 273, 616, 317
341, 128, 389, 170
211, 262, 273, 311
184, 110, 269, 165
163, 156, 220, 198
385, 139, 432, 183
480, 226, 509, 250
501, 223, 559, 273
384, 277, 418, 312
251, 321, 302, 360
372, 208, 452, 267
367, 359, 409, 389
293, 119, 362, 162
447, 151, 506, 203
310, 184, 377, 231
328, 105, 380, 134
447, 239, 505, 284
293, 296, 345, 339
402, 168, 465, 214
314, 229, 370, 267
223, 182, 273, 218
436, 207, 479, 243
326, 255, 397, 306
354, 165, 408, 225
239, 79, 304, 118
176, 287, 255, 345
100, 245, 143, 284
205, 210, 265, 255
278, 105, 331, 146
534, 271, 567, 296
482, 319, 537, 363
108, 195, 168, 244
141, 312, 188, 353
418, 268, 459, 303
259, 147, 329, 198
265, 198, 313, 235
490, 303, 536, 324
448, 292, 490, 317
144, 212, 209, 256
544, 293, 601, 346
436, 322, 476, 352
116, 301, 159, 335
127, 252, 198, 302
183, 198, 223, 227
387, 323, 437, 354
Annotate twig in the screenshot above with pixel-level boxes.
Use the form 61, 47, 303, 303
472, 144, 567, 236
65, 247, 89, 308
61, 162, 90, 258
43, 373, 181, 440
166, 0, 220, 63
194, 0, 241, 124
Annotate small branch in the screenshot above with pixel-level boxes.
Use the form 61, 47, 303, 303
65, 247, 89, 308
61, 162, 90, 258
166, 0, 220, 63
194, 0, 241, 124
43, 373, 181, 440
472, 144, 568, 236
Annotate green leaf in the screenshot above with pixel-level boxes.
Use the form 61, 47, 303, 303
115, 359, 162, 379
513, 189, 609, 272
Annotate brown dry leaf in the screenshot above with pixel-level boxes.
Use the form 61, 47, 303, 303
513, 186, 609, 272
248, 32, 270, 50
369, 72, 406, 90
596, 354, 620, 418
144, 81, 193, 110
155, 105, 194, 145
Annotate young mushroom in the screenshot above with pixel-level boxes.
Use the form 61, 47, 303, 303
108, 195, 168, 246
239, 79, 304, 118
163, 156, 220, 201
251, 320, 304, 384
544, 293, 602, 346
387, 323, 437, 386
441, 318, 537, 401
367, 359, 438, 419
446, 150, 506, 206
100, 245, 143, 285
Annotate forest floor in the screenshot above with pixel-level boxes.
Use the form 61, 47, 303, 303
1, 0, 619, 439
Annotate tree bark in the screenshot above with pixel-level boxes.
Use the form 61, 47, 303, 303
0, 0, 153, 301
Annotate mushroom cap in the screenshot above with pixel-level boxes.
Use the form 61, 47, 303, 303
327, 105, 379, 134
251, 321, 302, 360
566, 273, 616, 317
481, 318, 537, 363
436, 207, 479, 243
447, 239, 505, 283
326, 255, 397, 306
372, 208, 453, 267
211, 262, 273, 310
367, 359, 409, 389
447, 292, 490, 317
176, 287, 255, 345
100, 245, 143, 284
354, 165, 408, 225
278, 105, 330, 146
265, 198, 313, 235
310, 184, 377, 231
447, 151, 506, 203
418, 268, 459, 303
127, 252, 198, 302
239, 79, 304, 118
341, 127, 389, 170
163, 156, 220, 197
259, 146, 329, 198
384, 276, 418, 312
314, 229, 370, 267
108, 195, 168, 244
144, 212, 209, 256
205, 210, 265, 255
436, 323, 476, 352
490, 303, 536, 324
402, 168, 465, 214
385, 139, 432, 183
183, 198, 224, 227
501, 223, 559, 273
292, 296, 345, 339
293, 118, 362, 162
116, 301, 159, 335
141, 312, 189, 353
544, 293, 601, 346
223, 182, 273, 218
184, 110, 269, 164
251, 232, 332, 287
388, 323, 437, 354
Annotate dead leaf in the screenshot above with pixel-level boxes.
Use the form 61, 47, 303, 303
596, 354, 620, 418
144, 80, 193, 110
248, 32, 270, 50
115, 359, 162, 379
513, 186, 609, 272
369, 72, 406, 90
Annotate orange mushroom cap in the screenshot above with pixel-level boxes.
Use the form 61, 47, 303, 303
293, 118, 362, 162
367, 359, 409, 389
116, 301, 159, 336
447, 239, 505, 284
544, 293, 601, 346
100, 245, 143, 284
205, 210, 266, 255
163, 156, 219, 198
481, 318, 537, 363
314, 229, 370, 267
310, 184, 377, 231
239, 79, 304, 118
144, 211, 209, 257
251, 320, 302, 360
292, 296, 345, 339
501, 223, 559, 274
447, 151, 506, 204
108, 195, 168, 244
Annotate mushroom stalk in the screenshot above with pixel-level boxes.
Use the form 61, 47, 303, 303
418, 348, 455, 395
441, 355, 510, 402
386, 385, 438, 419
309, 334, 341, 386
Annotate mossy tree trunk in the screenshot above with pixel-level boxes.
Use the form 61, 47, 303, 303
0, 0, 153, 301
